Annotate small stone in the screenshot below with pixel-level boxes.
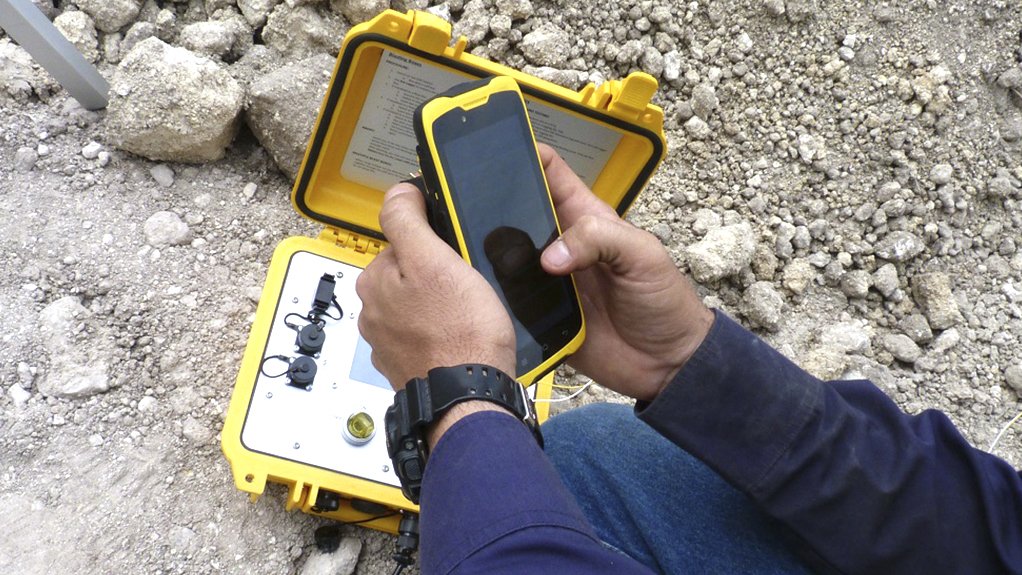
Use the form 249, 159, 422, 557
37, 297, 111, 399
330, 0, 389, 24
797, 133, 824, 163
150, 164, 175, 187
839, 270, 872, 299
300, 538, 362, 575
81, 141, 103, 159
663, 50, 682, 81
14, 147, 38, 173
872, 263, 899, 297
741, 281, 785, 332
685, 222, 757, 283
817, 321, 872, 354
121, 22, 155, 54
495, 0, 534, 20
930, 163, 953, 186
763, 0, 785, 17
138, 396, 158, 412
782, 259, 815, 294
243, 182, 258, 199
238, 0, 277, 27
182, 417, 212, 444
75, 0, 141, 33
882, 333, 922, 364
684, 116, 711, 140
874, 231, 925, 263
736, 32, 753, 53
54, 10, 100, 63
898, 313, 933, 344
519, 22, 570, 67
690, 83, 718, 120
9, 384, 31, 407
1004, 364, 1022, 395
88, 434, 105, 447
178, 21, 237, 59
144, 211, 192, 247
838, 46, 855, 61
912, 272, 962, 330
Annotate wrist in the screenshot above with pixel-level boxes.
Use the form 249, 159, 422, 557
426, 401, 513, 449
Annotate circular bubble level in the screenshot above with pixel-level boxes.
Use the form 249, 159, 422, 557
342, 411, 376, 446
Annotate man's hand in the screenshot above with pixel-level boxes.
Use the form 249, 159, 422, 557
355, 184, 516, 389
539, 145, 714, 402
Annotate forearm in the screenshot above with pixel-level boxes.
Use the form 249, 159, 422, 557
638, 310, 1022, 573
420, 410, 654, 575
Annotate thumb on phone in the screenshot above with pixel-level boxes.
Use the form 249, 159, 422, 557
541, 215, 653, 276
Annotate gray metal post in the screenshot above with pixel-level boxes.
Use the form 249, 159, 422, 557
0, 0, 109, 110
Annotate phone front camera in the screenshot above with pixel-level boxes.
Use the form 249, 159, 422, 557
461, 115, 467, 123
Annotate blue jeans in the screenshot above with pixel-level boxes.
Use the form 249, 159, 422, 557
543, 403, 813, 574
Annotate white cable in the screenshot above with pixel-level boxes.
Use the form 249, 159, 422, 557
535, 378, 594, 403
988, 410, 1022, 453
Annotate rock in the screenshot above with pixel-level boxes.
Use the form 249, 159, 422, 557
106, 38, 244, 163
53, 11, 99, 63
14, 147, 38, 173
330, 0, 388, 24
882, 333, 922, 363
684, 115, 711, 140
520, 22, 570, 67
741, 281, 785, 332
138, 396, 158, 412
872, 263, 899, 297
763, 0, 785, 16
75, 0, 141, 33
495, 0, 533, 19
150, 164, 175, 187
1005, 364, 1022, 395
663, 50, 682, 81
930, 163, 953, 186
81, 141, 103, 160
912, 272, 962, 330
263, 2, 347, 59
522, 66, 586, 90
144, 211, 192, 247
817, 321, 872, 354
987, 173, 1019, 200
300, 538, 361, 575
122, 22, 156, 55
685, 222, 756, 283
839, 270, 871, 299
453, 0, 490, 44
182, 417, 212, 444
9, 383, 31, 407
238, 0, 277, 27
898, 313, 933, 344
88, 434, 104, 447
796, 133, 825, 164
782, 258, 815, 294
178, 21, 237, 59
247, 54, 335, 181
690, 83, 718, 120
874, 230, 925, 263
37, 297, 111, 399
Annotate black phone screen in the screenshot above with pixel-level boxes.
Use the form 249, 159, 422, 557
433, 91, 582, 376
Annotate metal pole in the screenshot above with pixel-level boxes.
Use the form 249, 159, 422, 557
0, 0, 109, 110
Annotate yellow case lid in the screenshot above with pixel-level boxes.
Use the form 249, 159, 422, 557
291, 9, 667, 241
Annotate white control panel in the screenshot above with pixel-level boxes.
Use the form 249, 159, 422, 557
241, 250, 401, 488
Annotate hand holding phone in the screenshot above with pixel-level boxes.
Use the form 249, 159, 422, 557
413, 76, 585, 384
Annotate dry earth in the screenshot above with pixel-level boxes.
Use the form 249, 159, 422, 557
3, 0, 1022, 574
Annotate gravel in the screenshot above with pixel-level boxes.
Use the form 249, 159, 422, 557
4, 1, 1022, 573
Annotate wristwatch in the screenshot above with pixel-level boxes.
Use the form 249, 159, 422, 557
384, 364, 543, 504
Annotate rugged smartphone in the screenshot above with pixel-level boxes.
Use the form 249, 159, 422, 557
412, 75, 585, 385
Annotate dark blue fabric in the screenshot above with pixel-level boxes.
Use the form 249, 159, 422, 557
544, 403, 813, 574
637, 310, 1022, 574
420, 309, 1022, 574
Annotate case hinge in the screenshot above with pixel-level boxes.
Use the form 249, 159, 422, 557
322, 229, 382, 255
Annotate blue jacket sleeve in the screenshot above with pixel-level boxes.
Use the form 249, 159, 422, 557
419, 410, 655, 575
637, 310, 1022, 574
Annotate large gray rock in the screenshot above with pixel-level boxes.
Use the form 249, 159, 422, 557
519, 22, 570, 67
238, 0, 279, 27
1, 39, 60, 102
75, 0, 142, 33
912, 272, 962, 330
106, 38, 244, 162
881, 333, 922, 363
246, 54, 335, 181
685, 222, 756, 283
178, 21, 238, 59
37, 297, 112, 399
263, 2, 347, 59
53, 11, 99, 63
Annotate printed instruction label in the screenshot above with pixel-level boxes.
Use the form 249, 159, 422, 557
341, 49, 623, 190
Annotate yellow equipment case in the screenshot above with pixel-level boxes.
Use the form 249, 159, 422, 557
221, 8, 667, 534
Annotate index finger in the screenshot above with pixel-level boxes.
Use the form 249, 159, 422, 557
538, 144, 619, 227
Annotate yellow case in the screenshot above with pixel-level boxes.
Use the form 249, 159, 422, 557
413, 75, 586, 385
222, 9, 666, 535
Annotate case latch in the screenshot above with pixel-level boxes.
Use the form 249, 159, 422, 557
321, 229, 382, 255
585, 72, 658, 121
408, 10, 451, 56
